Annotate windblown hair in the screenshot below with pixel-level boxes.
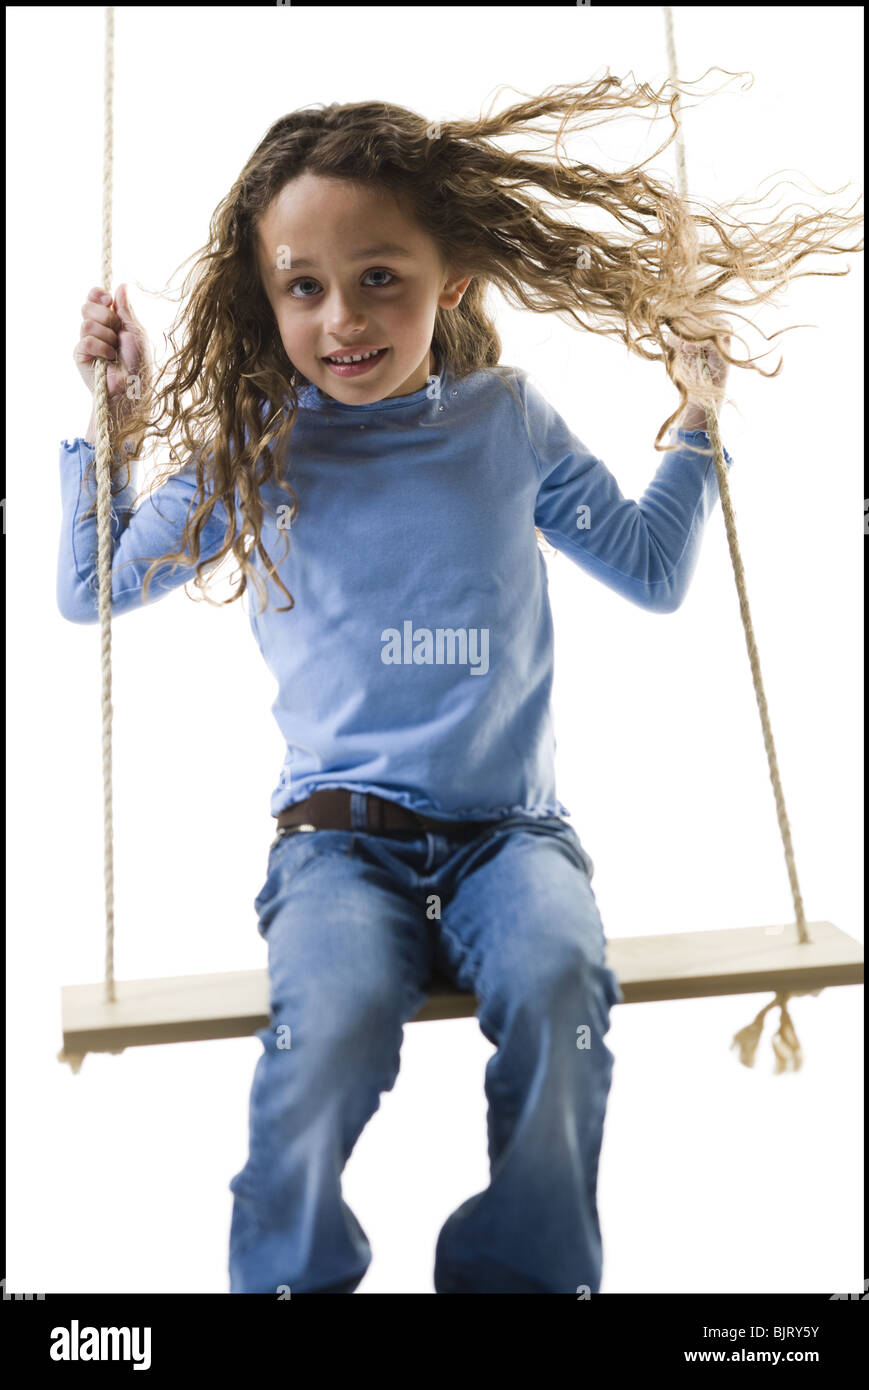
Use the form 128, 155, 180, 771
90, 70, 863, 616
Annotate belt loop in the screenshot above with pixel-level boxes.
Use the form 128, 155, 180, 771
350, 791, 368, 831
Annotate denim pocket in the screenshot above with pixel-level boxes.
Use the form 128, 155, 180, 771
253, 830, 355, 937
554, 822, 595, 881
478, 817, 595, 881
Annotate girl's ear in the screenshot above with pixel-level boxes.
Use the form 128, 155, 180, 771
440, 274, 473, 309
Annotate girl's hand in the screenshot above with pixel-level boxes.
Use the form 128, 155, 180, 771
73, 284, 151, 406
663, 318, 732, 432
665, 318, 732, 394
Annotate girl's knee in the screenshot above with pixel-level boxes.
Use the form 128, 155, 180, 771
265, 977, 405, 1061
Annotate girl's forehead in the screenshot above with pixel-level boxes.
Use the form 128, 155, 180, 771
257, 182, 432, 271
265, 174, 410, 226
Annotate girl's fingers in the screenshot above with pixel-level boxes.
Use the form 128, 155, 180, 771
83, 334, 117, 357
82, 298, 121, 329
80, 322, 118, 350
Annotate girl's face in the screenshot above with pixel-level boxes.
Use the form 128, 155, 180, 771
257, 172, 471, 402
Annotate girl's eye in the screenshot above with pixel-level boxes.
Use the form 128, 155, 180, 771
286, 268, 397, 298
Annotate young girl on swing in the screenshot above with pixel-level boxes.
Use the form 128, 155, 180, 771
61, 73, 859, 1293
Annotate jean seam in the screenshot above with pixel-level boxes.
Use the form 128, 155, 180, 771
257, 836, 357, 929
282, 836, 357, 883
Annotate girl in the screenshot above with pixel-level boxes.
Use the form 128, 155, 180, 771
61, 76, 861, 1294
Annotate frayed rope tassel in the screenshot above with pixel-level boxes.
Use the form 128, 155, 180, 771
730, 989, 824, 1073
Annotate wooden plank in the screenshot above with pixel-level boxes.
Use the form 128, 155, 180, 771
59, 921, 862, 1065
611, 920, 862, 1003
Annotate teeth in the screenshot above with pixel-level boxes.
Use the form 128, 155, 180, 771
327, 350, 382, 363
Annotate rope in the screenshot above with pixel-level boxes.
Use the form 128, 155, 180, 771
95, 5, 117, 1006
56, 5, 116, 1078
662, 7, 819, 1070
56, 8, 117, 1075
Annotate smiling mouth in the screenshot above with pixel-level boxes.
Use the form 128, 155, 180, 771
322, 348, 388, 363
321, 347, 390, 376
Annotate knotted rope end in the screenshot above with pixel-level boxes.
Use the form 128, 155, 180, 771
57, 1047, 86, 1076
731, 989, 823, 1073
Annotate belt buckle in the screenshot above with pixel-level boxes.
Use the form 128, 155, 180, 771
280, 822, 318, 837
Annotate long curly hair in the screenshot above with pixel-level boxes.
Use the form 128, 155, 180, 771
89, 70, 863, 617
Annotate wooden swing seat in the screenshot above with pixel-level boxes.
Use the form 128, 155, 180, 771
59, 920, 863, 1065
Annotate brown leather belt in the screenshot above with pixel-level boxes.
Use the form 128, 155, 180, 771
275, 788, 503, 838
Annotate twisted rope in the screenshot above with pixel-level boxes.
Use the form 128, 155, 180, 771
94, 6, 117, 1006
58, 6, 117, 1075
662, 7, 818, 1070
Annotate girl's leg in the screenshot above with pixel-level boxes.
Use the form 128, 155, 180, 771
229, 830, 432, 1293
432, 819, 622, 1294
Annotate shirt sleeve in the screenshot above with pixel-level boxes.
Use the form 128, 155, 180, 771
524, 373, 735, 613
56, 438, 230, 623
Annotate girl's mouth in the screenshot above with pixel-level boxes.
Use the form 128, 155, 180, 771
322, 347, 389, 378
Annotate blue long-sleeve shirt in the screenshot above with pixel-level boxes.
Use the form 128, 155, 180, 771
57, 359, 734, 822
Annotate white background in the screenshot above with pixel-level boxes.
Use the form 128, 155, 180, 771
6, 6, 863, 1294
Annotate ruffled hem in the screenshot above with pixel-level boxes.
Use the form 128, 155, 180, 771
271, 780, 572, 823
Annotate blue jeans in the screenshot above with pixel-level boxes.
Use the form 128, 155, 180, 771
228, 798, 623, 1293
